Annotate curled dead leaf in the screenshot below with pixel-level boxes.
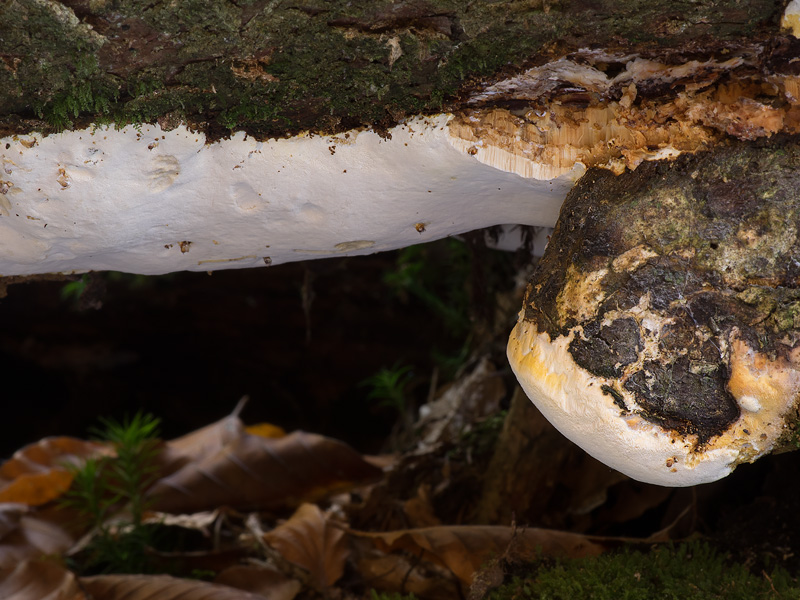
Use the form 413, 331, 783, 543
0, 559, 85, 600
0, 437, 112, 506
356, 553, 461, 600
215, 565, 301, 600
158, 411, 245, 476
0, 513, 75, 568
0, 503, 27, 539
263, 503, 349, 590
81, 574, 270, 600
148, 431, 382, 513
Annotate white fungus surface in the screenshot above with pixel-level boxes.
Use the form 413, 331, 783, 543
0, 115, 574, 276
783, 0, 800, 37
508, 318, 800, 487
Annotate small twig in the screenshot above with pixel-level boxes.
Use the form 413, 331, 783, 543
426, 367, 439, 406
762, 570, 781, 597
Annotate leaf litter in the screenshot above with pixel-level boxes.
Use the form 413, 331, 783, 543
0, 361, 789, 599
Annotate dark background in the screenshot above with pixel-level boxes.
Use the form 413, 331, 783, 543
0, 237, 502, 458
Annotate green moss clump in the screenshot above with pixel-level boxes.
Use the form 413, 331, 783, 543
488, 543, 798, 600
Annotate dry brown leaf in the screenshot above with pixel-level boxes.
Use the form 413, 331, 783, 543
0, 514, 76, 568
0, 559, 85, 600
81, 574, 270, 600
0, 470, 73, 507
0, 501, 81, 569
158, 412, 245, 477
215, 565, 301, 600
356, 553, 461, 600
351, 525, 606, 583
0, 502, 77, 570
0, 503, 27, 539
402, 484, 440, 528
0, 437, 111, 506
148, 431, 383, 513
263, 503, 348, 590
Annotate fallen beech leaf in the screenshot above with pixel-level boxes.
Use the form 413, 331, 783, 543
0, 514, 76, 568
0, 470, 73, 507
215, 565, 301, 600
0, 437, 111, 506
0, 559, 85, 600
158, 413, 245, 477
0, 503, 27, 539
356, 553, 461, 600
351, 525, 606, 583
263, 503, 348, 590
81, 574, 269, 600
403, 484, 440, 528
148, 431, 382, 513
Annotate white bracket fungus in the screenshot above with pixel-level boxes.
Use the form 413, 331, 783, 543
0, 115, 575, 276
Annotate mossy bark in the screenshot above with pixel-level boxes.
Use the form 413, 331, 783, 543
0, 0, 787, 139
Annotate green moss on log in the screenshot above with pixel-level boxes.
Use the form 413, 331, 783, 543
0, 0, 784, 138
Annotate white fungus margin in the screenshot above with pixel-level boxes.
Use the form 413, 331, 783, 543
0, 115, 576, 276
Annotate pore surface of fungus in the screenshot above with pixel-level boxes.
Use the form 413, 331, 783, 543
508, 139, 800, 486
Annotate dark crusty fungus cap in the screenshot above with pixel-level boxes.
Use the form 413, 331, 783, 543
508, 140, 800, 486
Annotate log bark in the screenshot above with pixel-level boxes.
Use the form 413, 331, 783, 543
0, 0, 793, 139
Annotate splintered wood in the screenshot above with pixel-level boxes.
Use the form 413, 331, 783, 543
448, 55, 800, 180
